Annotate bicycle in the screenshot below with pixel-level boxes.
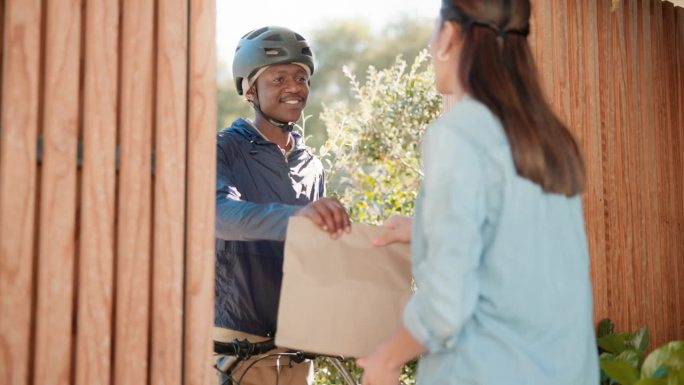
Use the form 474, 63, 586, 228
214, 338, 360, 385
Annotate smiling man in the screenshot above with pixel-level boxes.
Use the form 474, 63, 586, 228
214, 26, 351, 385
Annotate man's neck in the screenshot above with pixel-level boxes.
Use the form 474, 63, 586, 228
252, 115, 292, 150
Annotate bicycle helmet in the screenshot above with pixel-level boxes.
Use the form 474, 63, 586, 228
233, 26, 315, 95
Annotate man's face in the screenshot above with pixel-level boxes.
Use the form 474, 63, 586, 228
248, 63, 310, 123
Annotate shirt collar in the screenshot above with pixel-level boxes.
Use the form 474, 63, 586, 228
240, 118, 305, 153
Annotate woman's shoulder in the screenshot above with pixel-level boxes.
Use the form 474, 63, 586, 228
431, 94, 507, 151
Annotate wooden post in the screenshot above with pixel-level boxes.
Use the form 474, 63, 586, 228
0, 1, 42, 384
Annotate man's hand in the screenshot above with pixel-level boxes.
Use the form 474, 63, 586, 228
373, 214, 413, 246
295, 197, 351, 238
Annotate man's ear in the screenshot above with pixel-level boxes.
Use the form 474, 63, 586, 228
245, 86, 255, 102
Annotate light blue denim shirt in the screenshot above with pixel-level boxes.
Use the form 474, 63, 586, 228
403, 95, 600, 384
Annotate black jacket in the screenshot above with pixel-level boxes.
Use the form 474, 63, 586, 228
215, 118, 325, 336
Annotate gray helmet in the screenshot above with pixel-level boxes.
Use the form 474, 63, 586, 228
233, 26, 315, 95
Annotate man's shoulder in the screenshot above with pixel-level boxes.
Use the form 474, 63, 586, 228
218, 118, 251, 138
217, 119, 255, 147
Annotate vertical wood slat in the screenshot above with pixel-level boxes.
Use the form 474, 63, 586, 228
620, 0, 645, 332
32, 1, 82, 384
655, 0, 670, 342
634, 0, 658, 343
0, 0, 4, 112
0, 1, 42, 384
114, 0, 155, 384
550, 1, 572, 126
669, 1, 684, 338
658, 0, 682, 343
151, 0, 188, 384
675, 6, 684, 339
625, 0, 650, 333
610, 0, 637, 333
596, 0, 623, 330
569, 0, 608, 322
649, 0, 668, 346
184, 0, 217, 383
75, 0, 119, 384
530, 1, 555, 102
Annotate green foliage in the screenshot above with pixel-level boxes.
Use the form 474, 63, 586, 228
317, 50, 441, 225
598, 319, 684, 385
641, 341, 684, 384
313, 357, 417, 385
313, 357, 361, 385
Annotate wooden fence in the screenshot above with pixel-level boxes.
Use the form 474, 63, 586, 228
0, 0, 216, 385
529, 0, 684, 348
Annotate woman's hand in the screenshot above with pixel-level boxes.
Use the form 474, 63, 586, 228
357, 325, 425, 385
373, 214, 413, 246
357, 351, 402, 385
295, 197, 351, 238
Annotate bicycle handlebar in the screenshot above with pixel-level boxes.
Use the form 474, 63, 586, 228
214, 338, 276, 357
214, 339, 358, 385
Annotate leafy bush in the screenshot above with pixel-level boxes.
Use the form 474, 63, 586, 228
597, 318, 684, 385
309, 51, 441, 385
316, 50, 441, 225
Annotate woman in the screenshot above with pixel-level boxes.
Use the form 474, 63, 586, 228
357, 1, 599, 384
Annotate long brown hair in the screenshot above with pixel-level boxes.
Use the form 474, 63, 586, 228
443, 0, 585, 196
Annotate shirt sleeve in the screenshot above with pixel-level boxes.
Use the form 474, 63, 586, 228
403, 123, 487, 353
215, 139, 299, 241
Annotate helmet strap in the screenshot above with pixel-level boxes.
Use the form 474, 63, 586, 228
249, 87, 296, 132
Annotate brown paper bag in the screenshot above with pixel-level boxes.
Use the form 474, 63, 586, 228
275, 216, 412, 358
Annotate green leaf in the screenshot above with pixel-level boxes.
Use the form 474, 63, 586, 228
599, 319, 616, 338
601, 359, 640, 385
600, 334, 629, 354
616, 349, 641, 368
642, 341, 684, 379
630, 327, 650, 353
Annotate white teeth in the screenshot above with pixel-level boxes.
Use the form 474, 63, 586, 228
284, 100, 300, 104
